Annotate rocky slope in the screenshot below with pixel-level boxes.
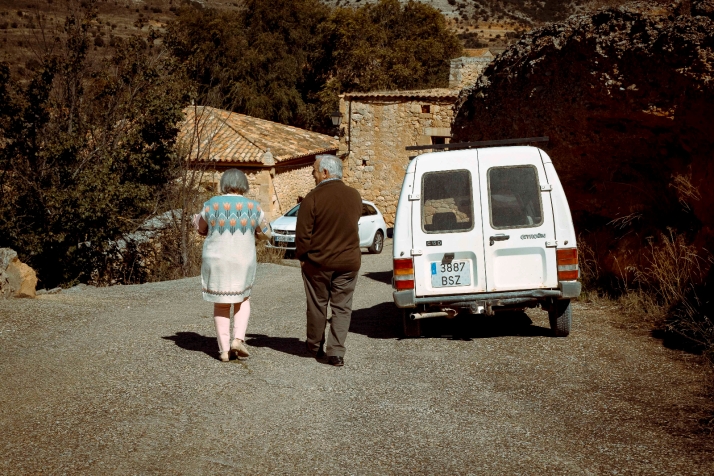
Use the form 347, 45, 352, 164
453, 0, 714, 281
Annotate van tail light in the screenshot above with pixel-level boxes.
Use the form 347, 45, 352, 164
557, 248, 579, 281
393, 258, 415, 290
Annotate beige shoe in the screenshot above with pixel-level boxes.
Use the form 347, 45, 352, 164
231, 338, 250, 358
219, 351, 230, 362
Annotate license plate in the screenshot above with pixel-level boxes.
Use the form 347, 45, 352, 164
431, 260, 472, 287
274, 234, 295, 242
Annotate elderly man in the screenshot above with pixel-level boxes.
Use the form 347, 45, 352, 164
295, 154, 362, 367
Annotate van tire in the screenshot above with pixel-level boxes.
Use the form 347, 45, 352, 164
368, 231, 384, 254
548, 299, 572, 337
402, 310, 421, 337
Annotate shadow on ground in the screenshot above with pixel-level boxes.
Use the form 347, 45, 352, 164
363, 271, 393, 285
162, 332, 218, 360
164, 331, 312, 359
350, 302, 552, 340
245, 334, 311, 358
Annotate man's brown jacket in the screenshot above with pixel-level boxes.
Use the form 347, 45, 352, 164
295, 179, 362, 271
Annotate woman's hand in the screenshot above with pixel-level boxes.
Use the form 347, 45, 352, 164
254, 217, 272, 241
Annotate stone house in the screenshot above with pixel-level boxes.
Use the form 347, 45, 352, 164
337, 50, 495, 226
181, 106, 338, 220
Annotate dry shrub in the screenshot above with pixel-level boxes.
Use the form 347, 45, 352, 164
577, 237, 606, 302
636, 230, 707, 305
256, 242, 285, 264
617, 288, 664, 323
620, 229, 714, 362
148, 224, 204, 283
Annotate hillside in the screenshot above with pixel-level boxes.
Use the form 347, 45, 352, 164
0, 0, 632, 78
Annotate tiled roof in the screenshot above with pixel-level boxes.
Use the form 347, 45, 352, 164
463, 48, 494, 58
342, 88, 460, 100
180, 106, 338, 165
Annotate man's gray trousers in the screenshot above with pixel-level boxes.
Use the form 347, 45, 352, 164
301, 261, 358, 358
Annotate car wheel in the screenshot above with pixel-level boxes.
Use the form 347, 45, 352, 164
402, 310, 421, 338
548, 299, 572, 337
368, 230, 384, 254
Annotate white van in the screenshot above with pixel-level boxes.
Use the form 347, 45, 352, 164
392, 144, 581, 337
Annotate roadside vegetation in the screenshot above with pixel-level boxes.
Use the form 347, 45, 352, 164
578, 175, 714, 368
0, 0, 460, 288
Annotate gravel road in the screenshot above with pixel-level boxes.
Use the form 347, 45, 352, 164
1, 239, 713, 475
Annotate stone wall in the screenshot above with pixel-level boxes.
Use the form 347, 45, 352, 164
449, 56, 493, 89
273, 165, 314, 214
338, 97, 457, 225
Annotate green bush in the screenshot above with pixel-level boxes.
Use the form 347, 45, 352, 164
0, 4, 190, 288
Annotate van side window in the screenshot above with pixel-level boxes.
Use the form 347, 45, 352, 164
421, 170, 474, 233
488, 166, 543, 229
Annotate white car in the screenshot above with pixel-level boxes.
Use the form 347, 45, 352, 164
268, 200, 388, 254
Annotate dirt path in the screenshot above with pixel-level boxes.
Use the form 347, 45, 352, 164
1, 240, 712, 474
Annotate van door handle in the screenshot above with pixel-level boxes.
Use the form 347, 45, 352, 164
489, 234, 510, 246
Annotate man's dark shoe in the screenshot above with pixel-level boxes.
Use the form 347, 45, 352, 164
327, 355, 344, 367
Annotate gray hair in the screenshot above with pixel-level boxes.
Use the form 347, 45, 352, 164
316, 154, 343, 179
220, 168, 249, 194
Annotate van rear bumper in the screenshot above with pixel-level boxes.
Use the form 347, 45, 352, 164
393, 281, 581, 309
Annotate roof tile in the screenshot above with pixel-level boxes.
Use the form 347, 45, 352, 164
180, 106, 339, 165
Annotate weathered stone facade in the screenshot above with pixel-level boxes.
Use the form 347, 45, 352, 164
449, 54, 494, 89
273, 165, 314, 212
338, 91, 459, 226
336, 52, 495, 226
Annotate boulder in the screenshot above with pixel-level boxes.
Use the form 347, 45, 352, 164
0, 248, 38, 298
452, 1, 714, 281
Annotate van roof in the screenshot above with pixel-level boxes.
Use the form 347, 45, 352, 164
407, 145, 544, 173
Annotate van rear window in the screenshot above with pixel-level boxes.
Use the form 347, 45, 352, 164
421, 170, 474, 233
488, 166, 543, 229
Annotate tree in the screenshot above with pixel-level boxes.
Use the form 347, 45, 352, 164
0, 1, 189, 287
164, 0, 329, 129
318, 0, 462, 94
164, 0, 462, 132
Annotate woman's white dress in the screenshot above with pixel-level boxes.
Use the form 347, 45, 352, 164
199, 194, 270, 303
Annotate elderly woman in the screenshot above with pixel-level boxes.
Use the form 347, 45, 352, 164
194, 169, 271, 362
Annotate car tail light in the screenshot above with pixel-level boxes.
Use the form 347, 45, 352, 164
393, 258, 414, 290
557, 248, 579, 281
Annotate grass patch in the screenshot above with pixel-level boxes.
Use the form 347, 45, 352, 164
613, 230, 714, 364
256, 241, 286, 265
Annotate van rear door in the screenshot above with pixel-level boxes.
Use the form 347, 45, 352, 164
477, 147, 558, 292
411, 152, 487, 297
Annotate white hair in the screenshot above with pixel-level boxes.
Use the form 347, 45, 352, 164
316, 154, 343, 179
220, 168, 249, 194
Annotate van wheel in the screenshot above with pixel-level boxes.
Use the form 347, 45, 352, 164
402, 310, 421, 338
368, 231, 384, 254
548, 299, 572, 337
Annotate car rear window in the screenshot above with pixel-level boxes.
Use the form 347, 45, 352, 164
488, 165, 543, 229
362, 204, 377, 216
421, 169, 474, 233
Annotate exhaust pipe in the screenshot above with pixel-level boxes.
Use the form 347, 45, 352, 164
410, 308, 458, 320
